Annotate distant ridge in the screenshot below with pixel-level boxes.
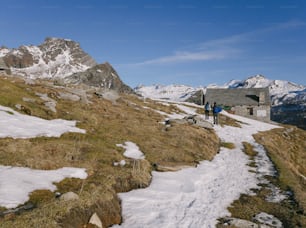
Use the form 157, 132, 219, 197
135, 75, 306, 129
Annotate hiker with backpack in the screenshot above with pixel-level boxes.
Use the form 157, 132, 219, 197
204, 102, 211, 120
212, 102, 220, 125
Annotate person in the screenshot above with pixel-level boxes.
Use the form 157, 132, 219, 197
204, 102, 210, 120
212, 102, 219, 125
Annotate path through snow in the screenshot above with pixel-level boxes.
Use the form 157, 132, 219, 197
113, 105, 281, 228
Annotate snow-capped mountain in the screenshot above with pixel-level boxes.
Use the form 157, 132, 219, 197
1, 37, 133, 92
1, 37, 96, 79
136, 75, 305, 106
225, 75, 306, 106
134, 84, 204, 101
135, 75, 306, 129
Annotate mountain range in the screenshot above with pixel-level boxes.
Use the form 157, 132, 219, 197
0, 38, 305, 227
1, 38, 305, 129
135, 75, 306, 129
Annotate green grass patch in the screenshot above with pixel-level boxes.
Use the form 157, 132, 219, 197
28, 190, 54, 206
220, 141, 235, 149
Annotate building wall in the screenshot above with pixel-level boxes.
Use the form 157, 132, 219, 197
231, 105, 270, 122
0, 68, 11, 75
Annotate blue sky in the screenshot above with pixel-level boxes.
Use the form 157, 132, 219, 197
1, 0, 305, 87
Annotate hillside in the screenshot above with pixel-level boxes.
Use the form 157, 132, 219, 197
0, 37, 304, 226
0, 74, 305, 227
0, 75, 219, 227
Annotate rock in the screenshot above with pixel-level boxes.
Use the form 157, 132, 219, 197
15, 104, 32, 115
65, 62, 134, 93
89, 212, 103, 228
195, 119, 214, 129
95, 89, 120, 103
36, 92, 57, 113
222, 217, 260, 228
113, 160, 126, 167
59, 192, 79, 202
24, 78, 35, 85
53, 78, 66, 86
59, 92, 81, 102
254, 212, 283, 228
153, 163, 195, 172
169, 118, 187, 125
22, 97, 36, 103
184, 115, 214, 129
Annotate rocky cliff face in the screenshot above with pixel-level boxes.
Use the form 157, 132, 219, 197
1, 37, 97, 78
65, 62, 134, 93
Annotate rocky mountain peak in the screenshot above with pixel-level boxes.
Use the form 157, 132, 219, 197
1, 37, 97, 78
65, 62, 134, 93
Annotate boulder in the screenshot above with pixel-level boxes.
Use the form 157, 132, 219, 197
59, 92, 81, 102
254, 212, 283, 228
94, 89, 120, 103
222, 217, 260, 228
89, 212, 103, 228
184, 115, 214, 129
59, 192, 79, 202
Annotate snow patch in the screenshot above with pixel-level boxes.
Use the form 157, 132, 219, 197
0, 105, 85, 139
117, 142, 145, 160
0, 104, 88, 209
0, 166, 87, 208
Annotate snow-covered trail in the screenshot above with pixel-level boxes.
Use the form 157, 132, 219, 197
113, 105, 280, 228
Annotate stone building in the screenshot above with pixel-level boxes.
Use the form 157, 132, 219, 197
205, 88, 271, 122
0, 57, 11, 75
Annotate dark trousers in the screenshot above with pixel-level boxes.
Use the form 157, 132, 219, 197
205, 110, 209, 119
213, 113, 219, 124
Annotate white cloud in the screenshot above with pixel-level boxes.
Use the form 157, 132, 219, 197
124, 47, 241, 67
124, 19, 305, 67
138, 51, 226, 65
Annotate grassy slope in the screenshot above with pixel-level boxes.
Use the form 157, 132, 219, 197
0, 76, 219, 227
218, 126, 306, 227
254, 127, 306, 226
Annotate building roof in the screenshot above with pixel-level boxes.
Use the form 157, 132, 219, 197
205, 88, 270, 106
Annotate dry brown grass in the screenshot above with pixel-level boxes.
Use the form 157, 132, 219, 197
219, 114, 242, 128
242, 142, 258, 158
218, 127, 306, 227
0, 76, 220, 227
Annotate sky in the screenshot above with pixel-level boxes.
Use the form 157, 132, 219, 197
0, 0, 305, 87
